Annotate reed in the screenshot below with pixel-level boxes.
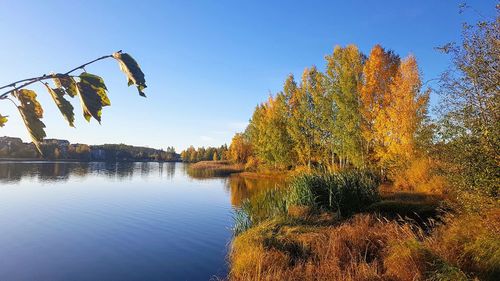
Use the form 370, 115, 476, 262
233, 169, 381, 235
233, 188, 288, 235
287, 170, 380, 217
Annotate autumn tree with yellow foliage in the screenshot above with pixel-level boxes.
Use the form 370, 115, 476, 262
360, 45, 400, 168
326, 45, 365, 168
229, 133, 253, 164
383, 56, 429, 172
231, 43, 432, 185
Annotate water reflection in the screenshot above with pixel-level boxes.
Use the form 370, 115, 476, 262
224, 175, 286, 207
0, 161, 237, 281
0, 162, 179, 183
0, 161, 284, 208
0, 161, 288, 280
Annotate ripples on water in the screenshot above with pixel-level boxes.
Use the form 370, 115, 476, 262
0, 162, 282, 281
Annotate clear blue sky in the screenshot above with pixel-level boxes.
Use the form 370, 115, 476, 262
0, 0, 496, 151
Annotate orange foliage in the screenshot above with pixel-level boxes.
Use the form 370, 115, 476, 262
360, 45, 400, 165
393, 157, 446, 194
229, 133, 253, 163
381, 55, 428, 167
361, 46, 430, 178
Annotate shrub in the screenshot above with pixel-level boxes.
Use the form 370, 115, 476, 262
393, 157, 447, 194
287, 170, 380, 216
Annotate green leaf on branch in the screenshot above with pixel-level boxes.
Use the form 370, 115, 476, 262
80, 72, 107, 91
53, 74, 77, 97
80, 73, 111, 106
76, 72, 111, 123
13, 89, 46, 154
113, 52, 147, 97
0, 114, 7, 127
44, 84, 75, 127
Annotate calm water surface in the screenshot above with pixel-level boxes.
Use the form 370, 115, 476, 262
0, 162, 281, 281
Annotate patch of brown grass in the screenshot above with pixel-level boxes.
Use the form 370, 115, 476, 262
190, 160, 241, 170
426, 209, 500, 279
229, 209, 500, 281
187, 160, 243, 178
230, 214, 421, 281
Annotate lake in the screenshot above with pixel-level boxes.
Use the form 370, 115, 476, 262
0, 162, 281, 281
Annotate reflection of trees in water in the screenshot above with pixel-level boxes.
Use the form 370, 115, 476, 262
159, 162, 176, 180
225, 175, 286, 207
0, 162, 180, 183
37, 162, 72, 181
187, 168, 228, 179
0, 162, 80, 183
88, 162, 135, 180
0, 162, 286, 207
140, 162, 150, 178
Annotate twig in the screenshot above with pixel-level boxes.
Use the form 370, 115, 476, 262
0, 50, 122, 100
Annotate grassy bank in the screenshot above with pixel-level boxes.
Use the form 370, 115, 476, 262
187, 160, 243, 178
230, 211, 499, 281
229, 170, 500, 281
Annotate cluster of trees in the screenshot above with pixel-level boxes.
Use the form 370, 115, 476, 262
0, 136, 179, 162
231, 44, 428, 177
0, 137, 38, 158
230, 9, 498, 202
180, 145, 229, 162
91, 144, 179, 162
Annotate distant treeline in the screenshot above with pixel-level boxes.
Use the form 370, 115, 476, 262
0, 136, 180, 162
180, 145, 229, 162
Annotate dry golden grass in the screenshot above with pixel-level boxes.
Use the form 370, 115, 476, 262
230, 214, 418, 281
189, 160, 242, 171
229, 210, 500, 281
228, 170, 498, 281
426, 209, 500, 279
187, 160, 243, 178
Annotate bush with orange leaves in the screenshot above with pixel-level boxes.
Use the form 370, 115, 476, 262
392, 157, 447, 195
